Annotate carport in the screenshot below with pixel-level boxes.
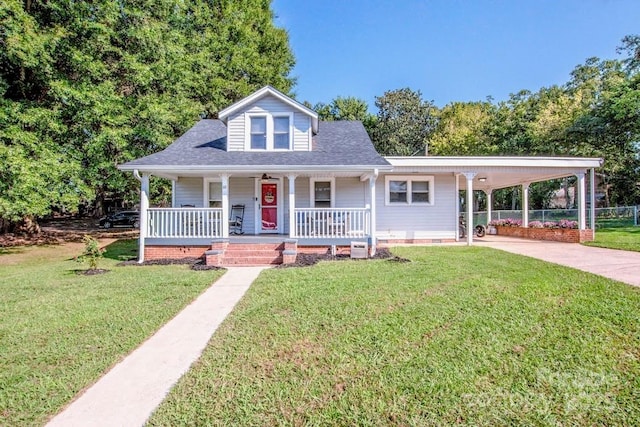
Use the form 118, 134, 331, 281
386, 156, 604, 245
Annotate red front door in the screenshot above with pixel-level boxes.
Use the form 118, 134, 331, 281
261, 182, 278, 232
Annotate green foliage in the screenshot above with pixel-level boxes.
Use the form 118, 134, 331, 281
371, 88, 437, 155
0, 0, 295, 224
76, 235, 104, 270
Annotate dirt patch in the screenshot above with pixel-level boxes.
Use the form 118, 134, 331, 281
0, 218, 138, 248
277, 247, 409, 268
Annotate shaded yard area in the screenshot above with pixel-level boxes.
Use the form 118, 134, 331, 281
584, 226, 640, 252
0, 239, 223, 426
150, 246, 640, 426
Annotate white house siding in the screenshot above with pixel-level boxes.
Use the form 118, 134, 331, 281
226, 95, 311, 151
335, 177, 367, 207
174, 177, 203, 207
375, 173, 458, 240
229, 177, 256, 234
293, 112, 311, 151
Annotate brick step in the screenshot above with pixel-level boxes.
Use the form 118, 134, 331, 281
222, 256, 283, 265
222, 244, 284, 251
223, 250, 283, 257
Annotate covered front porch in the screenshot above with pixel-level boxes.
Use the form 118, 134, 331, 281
133, 168, 382, 262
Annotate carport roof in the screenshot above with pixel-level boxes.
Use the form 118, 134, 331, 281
385, 156, 603, 190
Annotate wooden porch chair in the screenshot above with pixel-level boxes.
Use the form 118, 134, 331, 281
229, 204, 245, 235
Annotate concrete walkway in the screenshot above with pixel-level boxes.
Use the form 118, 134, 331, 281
476, 235, 640, 287
46, 266, 268, 427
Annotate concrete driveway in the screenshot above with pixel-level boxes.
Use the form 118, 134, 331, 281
475, 235, 640, 287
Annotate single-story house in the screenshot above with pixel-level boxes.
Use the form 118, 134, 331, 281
119, 86, 602, 265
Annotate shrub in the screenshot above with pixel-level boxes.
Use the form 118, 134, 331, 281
529, 221, 544, 228
77, 235, 105, 270
489, 218, 578, 229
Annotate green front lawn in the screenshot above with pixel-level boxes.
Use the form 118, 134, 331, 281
585, 226, 640, 252
150, 246, 640, 426
0, 239, 223, 426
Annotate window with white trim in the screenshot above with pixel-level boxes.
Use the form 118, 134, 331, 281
250, 116, 267, 150
246, 113, 293, 150
273, 116, 290, 149
204, 179, 222, 208
310, 178, 335, 208
385, 175, 434, 205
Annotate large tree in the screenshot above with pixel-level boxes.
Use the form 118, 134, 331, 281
370, 88, 437, 156
0, 0, 295, 230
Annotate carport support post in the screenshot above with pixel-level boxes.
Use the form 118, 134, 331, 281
577, 172, 586, 230
137, 171, 150, 263
589, 168, 596, 231
221, 174, 230, 238
485, 189, 492, 224
522, 183, 530, 228
288, 174, 296, 238
463, 172, 476, 246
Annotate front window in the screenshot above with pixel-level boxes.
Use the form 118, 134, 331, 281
314, 181, 332, 207
389, 180, 408, 203
208, 182, 222, 208
385, 176, 434, 205
273, 116, 290, 149
250, 116, 267, 150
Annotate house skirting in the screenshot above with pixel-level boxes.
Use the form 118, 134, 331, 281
378, 238, 457, 245
145, 245, 210, 261
495, 226, 595, 243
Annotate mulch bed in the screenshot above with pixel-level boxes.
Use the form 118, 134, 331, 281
277, 247, 410, 268
75, 268, 110, 276
118, 257, 224, 271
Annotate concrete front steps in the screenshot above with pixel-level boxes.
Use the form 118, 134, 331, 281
205, 239, 297, 266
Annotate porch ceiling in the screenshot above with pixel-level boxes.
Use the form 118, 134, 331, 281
386, 156, 603, 191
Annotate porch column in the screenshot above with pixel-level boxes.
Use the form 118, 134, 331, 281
463, 172, 476, 246
137, 171, 150, 263
220, 174, 230, 238
485, 189, 493, 224
589, 168, 596, 231
522, 183, 530, 228
369, 170, 378, 256
577, 172, 586, 230
288, 174, 297, 238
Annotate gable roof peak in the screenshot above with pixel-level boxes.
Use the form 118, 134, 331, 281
218, 85, 319, 133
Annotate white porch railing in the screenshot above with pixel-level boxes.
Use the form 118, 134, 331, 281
147, 208, 223, 238
294, 208, 370, 238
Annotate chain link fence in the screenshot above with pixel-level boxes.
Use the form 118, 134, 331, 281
463, 206, 639, 228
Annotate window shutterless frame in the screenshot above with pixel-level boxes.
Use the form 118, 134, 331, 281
244, 112, 293, 151
384, 175, 435, 206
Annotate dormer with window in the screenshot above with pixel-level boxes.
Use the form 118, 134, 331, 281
218, 86, 318, 152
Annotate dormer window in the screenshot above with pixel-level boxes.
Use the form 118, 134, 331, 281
246, 113, 293, 151
250, 116, 267, 149
274, 117, 290, 149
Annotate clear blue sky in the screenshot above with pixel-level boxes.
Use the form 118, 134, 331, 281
272, 0, 640, 109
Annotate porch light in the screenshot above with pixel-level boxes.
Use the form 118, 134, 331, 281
478, 177, 487, 182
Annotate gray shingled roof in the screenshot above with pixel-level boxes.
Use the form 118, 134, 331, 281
119, 119, 390, 169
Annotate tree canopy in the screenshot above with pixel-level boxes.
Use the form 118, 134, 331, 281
0, 0, 294, 230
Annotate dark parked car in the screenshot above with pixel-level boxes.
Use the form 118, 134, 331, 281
99, 211, 140, 229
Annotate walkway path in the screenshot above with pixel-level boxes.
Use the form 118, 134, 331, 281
476, 235, 640, 287
46, 266, 269, 427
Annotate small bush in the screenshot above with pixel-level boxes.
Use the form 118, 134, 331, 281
77, 235, 105, 270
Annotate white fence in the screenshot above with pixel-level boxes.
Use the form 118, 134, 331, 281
147, 208, 223, 238
294, 208, 370, 238
463, 206, 639, 228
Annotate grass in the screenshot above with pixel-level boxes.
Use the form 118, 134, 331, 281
0, 239, 223, 426
149, 246, 640, 426
584, 226, 640, 252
